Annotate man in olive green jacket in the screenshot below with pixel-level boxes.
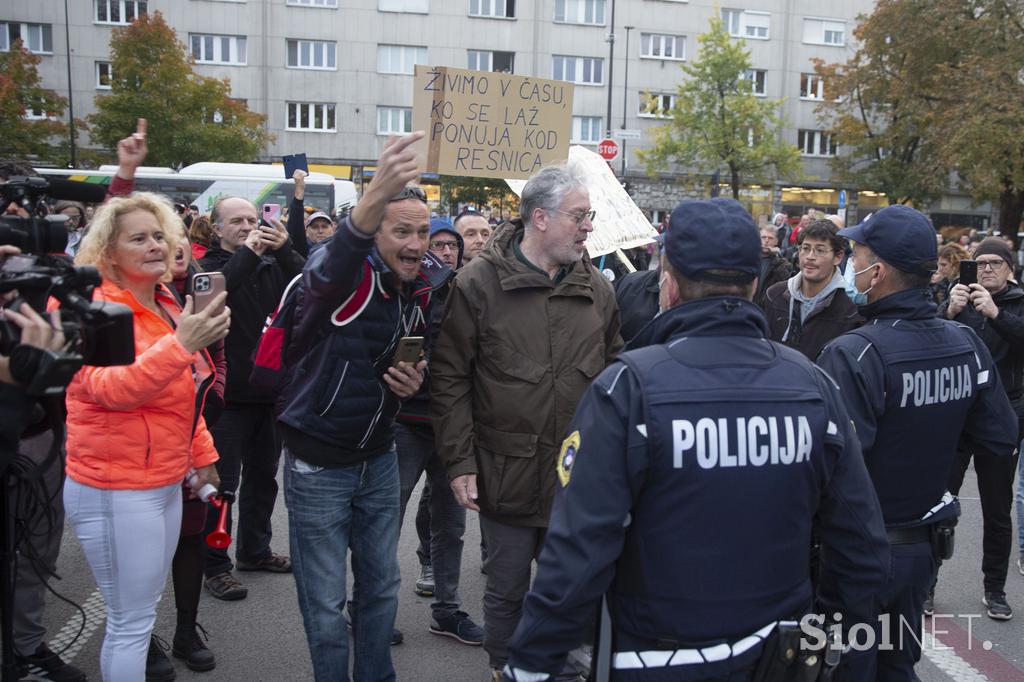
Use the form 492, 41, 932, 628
431, 164, 622, 681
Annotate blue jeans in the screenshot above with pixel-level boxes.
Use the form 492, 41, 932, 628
284, 446, 401, 682
394, 423, 467, 619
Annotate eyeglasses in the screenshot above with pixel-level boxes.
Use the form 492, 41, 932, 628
389, 187, 428, 204
798, 245, 836, 257
977, 259, 1006, 271
430, 240, 458, 251
552, 209, 596, 226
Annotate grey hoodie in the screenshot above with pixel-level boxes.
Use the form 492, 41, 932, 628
781, 268, 845, 342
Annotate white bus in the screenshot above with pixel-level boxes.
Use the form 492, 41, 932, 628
39, 162, 358, 217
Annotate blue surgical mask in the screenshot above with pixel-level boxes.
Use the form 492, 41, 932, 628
844, 261, 878, 305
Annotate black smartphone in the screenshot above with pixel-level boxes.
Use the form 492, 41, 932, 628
959, 260, 977, 286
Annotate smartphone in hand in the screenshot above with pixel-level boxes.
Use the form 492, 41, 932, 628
392, 336, 424, 366
262, 203, 282, 224
191, 272, 226, 315
959, 260, 977, 287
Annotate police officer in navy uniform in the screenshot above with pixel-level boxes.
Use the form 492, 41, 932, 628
817, 205, 1018, 681
501, 199, 890, 682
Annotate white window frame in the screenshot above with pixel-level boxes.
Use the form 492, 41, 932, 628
96, 61, 113, 89
797, 129, 836, 157
639, 33, 685, 61
799, 73, 827, 100
639, 92, 676, 118
1, 22, 54, 54
286, 0, 338, 7
94, 0, 148, 25
286, 102, 337, 132
743, 68, 766, 96
571, 116, 603, 144
189, 34, 247, 66
467, 50, 514, 73
286, 39, 336, 70
721, 9, 769, 40
803, 18, 845, 47
379, 0, 428, 13
468, 0, 515, 19
554, 0, 605, 26
377, 44, 427, 75
377, 107, 413, 135
552, 55, 603, 86
24, 107, 54, 121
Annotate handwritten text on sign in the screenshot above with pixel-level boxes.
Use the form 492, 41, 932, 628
412, 65, 574, 180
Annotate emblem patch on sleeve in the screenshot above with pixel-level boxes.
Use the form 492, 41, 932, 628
557, 431, 581, 487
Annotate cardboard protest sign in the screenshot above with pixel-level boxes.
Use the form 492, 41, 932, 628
412, 65, 574, 181
505, 145, 659, 258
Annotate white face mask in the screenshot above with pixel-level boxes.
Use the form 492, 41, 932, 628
844, 261, 879, 305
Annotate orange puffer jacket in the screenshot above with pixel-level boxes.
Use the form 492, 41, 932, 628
65, 280, 219, 490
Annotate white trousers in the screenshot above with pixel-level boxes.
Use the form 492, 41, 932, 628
64, 478, 182, 682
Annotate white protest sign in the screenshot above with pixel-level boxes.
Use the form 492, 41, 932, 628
505, 145, 659, 258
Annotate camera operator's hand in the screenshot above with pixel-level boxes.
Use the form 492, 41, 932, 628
116, 118, 148, 181
176, 294, 231, 353
2, 304, 65, 352
0, 245, 21, 262
947, 283, 970, 319
192, 463, 221, 492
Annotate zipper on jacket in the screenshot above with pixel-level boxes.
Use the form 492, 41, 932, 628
319, 361, 350, 417
141, 413, 152, 467
358, 383, 386, 449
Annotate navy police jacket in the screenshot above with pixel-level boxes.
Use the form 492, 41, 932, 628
505, 297, 890, 679
275, 215, 451, 468
817, 288, 1018, 528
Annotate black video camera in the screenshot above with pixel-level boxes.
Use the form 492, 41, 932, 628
1, 176, 135, 395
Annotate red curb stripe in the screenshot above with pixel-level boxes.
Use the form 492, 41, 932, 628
925, 613, 1024, 680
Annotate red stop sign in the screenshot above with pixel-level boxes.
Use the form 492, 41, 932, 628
598, 138, 619, 161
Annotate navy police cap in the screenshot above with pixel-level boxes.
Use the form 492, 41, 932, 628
837, 205, 937, 275
665, 198, 760, 283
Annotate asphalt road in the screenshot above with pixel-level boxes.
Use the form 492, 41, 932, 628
26, 462, 1024, 682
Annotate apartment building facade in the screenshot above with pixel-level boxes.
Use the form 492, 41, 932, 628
4, 0, 993, 226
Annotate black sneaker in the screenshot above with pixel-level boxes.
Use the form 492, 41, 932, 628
172, 622, 216, 672
146, 635, 176, 682
204, 571, 248, 601
18, 643, 87, 682
983, 592, 1013, 621
429, 610, 484, 646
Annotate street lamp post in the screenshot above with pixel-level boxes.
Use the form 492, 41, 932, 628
604, 0, 615, 140
63, 0, 77, 167
620, 25, 633, 177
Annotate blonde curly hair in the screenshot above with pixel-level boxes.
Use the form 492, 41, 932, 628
75, 192, 183, 284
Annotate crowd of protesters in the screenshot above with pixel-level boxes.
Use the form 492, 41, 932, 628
3, 118, 1024, 682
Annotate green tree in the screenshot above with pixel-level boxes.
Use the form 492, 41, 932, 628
88, 11, 271, 167
0, 42, 70, 164
440, 176, 514, 213
816, 0, 1024, 232
638, 17, 802, 199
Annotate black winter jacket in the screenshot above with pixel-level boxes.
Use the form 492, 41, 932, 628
614, 268, 660, 344
200, 241, 305, 404
763, 281, 862, 361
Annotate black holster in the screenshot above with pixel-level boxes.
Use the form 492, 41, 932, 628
752, 622, 835, 682
930, 517, 957, 561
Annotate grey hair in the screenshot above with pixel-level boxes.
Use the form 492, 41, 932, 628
519, 163, 586, 229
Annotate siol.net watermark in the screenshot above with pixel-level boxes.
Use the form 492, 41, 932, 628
800, 612, 992, 653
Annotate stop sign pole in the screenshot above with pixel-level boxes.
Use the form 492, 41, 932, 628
598, 138, 619, 162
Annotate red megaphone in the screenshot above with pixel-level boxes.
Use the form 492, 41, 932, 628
206, 491, 235, 549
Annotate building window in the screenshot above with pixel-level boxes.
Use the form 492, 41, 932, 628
377, 44, 427, 74
552, 55, 603, 85
379, 0, 428, 12
96, 61, 113, 89
571, 116, 603, 144
286, 39, 336, 70
639, 92, 676, 118
803, 18, 845, 46
287, 0, 338, 6
377, 107, 413, 134
742, 68, 766, 96
95, 0, 148, 25
287, 102, 337, 132
467, 50, 514, 73
1, 22, 54, 54
721, 9, 769, 40
24, 107, 52, 120
468, 0, 515, 18
189, 34, 247, 65
797, 129, 836, 157
799, 73, 828, 100
554, 0, 605, 25
639, 33, 685, 60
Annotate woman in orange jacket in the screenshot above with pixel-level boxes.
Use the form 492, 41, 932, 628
64, 192, 231, 682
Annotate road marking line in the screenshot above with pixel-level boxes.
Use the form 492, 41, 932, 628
48, 588, 106, 664
925, 632, 990, 681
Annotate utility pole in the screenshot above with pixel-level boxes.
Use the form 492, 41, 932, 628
63, 0, 77, 167
620, 25, 633, 177
604, 0, 615, 139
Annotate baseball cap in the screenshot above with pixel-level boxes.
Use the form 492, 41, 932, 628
664, 199, 760, 283
306, 211, 332, 226
837, 205, 937, 275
